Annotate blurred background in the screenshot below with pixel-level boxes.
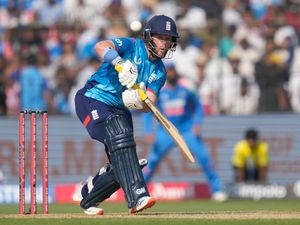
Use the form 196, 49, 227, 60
0, 0, 300, 205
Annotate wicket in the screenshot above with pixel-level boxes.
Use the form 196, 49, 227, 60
19, 110, 48, 214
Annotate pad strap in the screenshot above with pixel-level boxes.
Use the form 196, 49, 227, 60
79, 159, 148, 209
80, 164, 119, 209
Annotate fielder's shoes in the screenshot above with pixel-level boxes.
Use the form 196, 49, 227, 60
212, 191, 228, 202
130, 196, 156, 214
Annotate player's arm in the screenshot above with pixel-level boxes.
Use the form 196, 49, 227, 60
95, 39, 138, 88
94, 40, 117, 61
257, 142, 269, 183
258, 166, 267, 182
234, 167, 246, 182
232, 144, 246, 182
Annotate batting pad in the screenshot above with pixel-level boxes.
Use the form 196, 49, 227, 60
105, 114, 149, 208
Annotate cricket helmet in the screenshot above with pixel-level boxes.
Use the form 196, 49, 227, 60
143, 15, 179, 59
143, 15, 179, 40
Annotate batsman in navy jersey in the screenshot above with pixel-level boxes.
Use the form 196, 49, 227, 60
143, 63, 228, 202
73, 15, 179, 215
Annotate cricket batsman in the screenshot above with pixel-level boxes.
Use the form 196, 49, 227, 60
72, 15, 179, 215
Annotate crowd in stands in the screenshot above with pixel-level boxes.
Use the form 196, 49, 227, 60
0, 0, 300, 116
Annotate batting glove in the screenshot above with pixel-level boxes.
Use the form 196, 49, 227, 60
117, 60, 138, 88
122, 82, 146, 110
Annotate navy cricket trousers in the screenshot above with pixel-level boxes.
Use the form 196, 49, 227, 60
74, 87, 134, 156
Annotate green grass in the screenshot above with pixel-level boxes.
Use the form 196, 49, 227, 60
0, 219, 300, 225
1, 199, 300, 225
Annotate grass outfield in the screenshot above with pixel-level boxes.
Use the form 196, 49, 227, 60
1, 199, 300, 225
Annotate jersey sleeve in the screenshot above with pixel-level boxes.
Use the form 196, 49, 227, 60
257, 142, 269, 167
232, 142, 245, 168
111, 37, 135, 57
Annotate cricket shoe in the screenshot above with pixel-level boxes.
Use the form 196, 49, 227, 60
72, 176, 93, 204
84, 206, 104, 216
130, 196, 156, 214
72, 176, 104, 215
212, 191, 228, 202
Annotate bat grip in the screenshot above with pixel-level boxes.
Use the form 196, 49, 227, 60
115, 64, 148, 101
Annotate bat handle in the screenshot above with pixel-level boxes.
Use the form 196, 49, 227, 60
115, 64, 148, 101
132, 85, 148, 101
115, 63, 122, 72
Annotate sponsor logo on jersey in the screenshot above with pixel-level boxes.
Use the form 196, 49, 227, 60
148, 73, 156, 84
115, 38, 123, 46
134, 56, 142, 65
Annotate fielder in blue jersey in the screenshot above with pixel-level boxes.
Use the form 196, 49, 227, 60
72, 15, 179, 215
143, 63, 228, 202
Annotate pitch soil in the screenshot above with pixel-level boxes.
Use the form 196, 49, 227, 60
1, 211, 300, 219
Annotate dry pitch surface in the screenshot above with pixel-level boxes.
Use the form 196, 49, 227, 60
1, 211, 300, 219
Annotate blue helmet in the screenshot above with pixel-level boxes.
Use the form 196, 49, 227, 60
143, 15, 179, 39
143, 15, 179, 58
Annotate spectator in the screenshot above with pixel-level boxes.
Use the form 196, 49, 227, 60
0, 0, 299, 116
0, 55, 7, 115
197, 43, 222, 115
177, 0, 207, 30
230, 77, 260, 115
173, 29, 202, 90
219, 53, 243, 114
232, 128, 269, 183
288, 74, 300, 113
0, 168, 4, 184
222, 0, 242, 27
35, 0, 64, 26
255, 39, 291, 112
19, 54, 51, 111
143, 62, 228, 202
68, 57, 101, 115
219, 53, 260, 114
4, 57, 20, 116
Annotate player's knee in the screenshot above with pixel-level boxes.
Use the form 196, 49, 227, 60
104, 114, 136, 153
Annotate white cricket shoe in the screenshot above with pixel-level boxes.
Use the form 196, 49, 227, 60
84, 206, 104, 215
72, 176, 104, 215
72, 176, 93, 204
130, 196, 156, 214
212, 191, 228, 202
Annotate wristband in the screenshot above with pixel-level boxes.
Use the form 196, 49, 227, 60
103, 48, 122, 65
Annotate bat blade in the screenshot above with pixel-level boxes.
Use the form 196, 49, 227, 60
145, 99, 195, 163
114, 64, 195, 162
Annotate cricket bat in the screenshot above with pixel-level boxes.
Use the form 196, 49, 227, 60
115, 64, 195, 163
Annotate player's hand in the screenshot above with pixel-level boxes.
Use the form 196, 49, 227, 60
117, 60, 138, 88
122, 88, 143, 110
